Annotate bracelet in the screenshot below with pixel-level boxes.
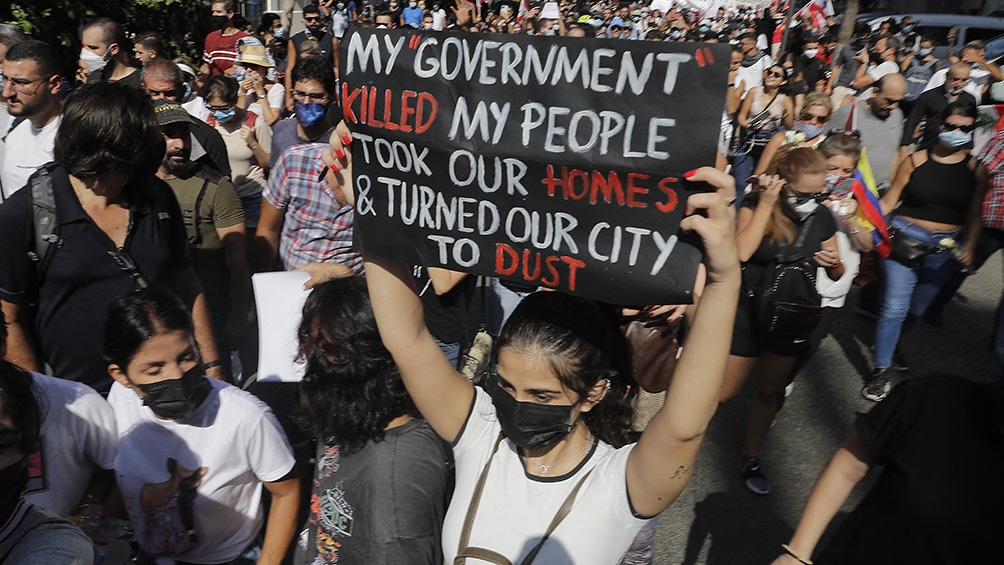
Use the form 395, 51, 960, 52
781, 544, 813, 565
203, 360, 223, 371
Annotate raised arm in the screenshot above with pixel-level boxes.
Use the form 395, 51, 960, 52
626, 167, 741, 517
770, 431, 871, 565
737, 174, 783, 261
364, 256, 475, 442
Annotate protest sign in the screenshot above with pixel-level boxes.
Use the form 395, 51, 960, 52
343, 29, 729, 304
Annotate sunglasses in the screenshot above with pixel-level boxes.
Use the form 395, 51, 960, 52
766, 70, 785, 78
800, 112, 830, 124
942, 122, 976, 133
304, 16, 321, 22
205, 103, 235, 112
826, 128, 861, 139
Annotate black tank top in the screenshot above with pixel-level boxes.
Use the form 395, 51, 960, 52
290, 30, 334, 68
896, 156, 976, 226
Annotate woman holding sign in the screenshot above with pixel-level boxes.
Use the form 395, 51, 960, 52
357, 141, 742, 563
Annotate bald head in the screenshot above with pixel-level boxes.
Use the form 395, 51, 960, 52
868, 73, 906, 120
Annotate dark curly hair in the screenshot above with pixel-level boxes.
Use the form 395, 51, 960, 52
297, 276, 418, 455
495, 292, 637, 448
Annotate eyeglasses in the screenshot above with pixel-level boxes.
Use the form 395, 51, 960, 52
800, 112, 830, 124
292, 90, 328, 102
942, 122, 976, 133
1, 74, 50, 93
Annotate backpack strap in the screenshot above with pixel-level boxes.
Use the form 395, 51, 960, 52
1, 117, 26, 143
26, 164, 63, 286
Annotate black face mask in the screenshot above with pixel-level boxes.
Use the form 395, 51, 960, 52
210, 15, 230, 30
0, 458, 28, 517
489, 383, 577, 451
137, 365, 212, 420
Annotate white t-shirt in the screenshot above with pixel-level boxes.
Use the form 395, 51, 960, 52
441, 388, 650, 564
245, 83, 286, 123
924, 66, 991, 103
1, 116, 59, 201
108, 377, 295, 564
432, 9, 447, 31
24, 373, 118, 517
857, 61, 900, 100
735, 53, 772, 97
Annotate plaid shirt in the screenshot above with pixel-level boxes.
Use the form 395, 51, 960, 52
264, 144, 362, 272
978, 129, 1004, 230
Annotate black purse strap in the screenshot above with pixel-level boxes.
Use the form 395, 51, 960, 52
455, 433, 594, 565
747, 90, 781, 130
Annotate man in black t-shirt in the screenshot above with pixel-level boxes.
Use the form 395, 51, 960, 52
284, 4, 337, 111
0, 82, 221, 392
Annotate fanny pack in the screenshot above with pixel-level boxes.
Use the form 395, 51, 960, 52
888, 225, 936, 267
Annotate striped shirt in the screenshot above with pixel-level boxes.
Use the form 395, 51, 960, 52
263, 143, 362, 272
202, 30, 248, 76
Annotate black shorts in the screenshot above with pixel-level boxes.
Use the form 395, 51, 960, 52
730, 293, 812, 358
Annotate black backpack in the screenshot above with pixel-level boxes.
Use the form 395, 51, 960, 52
25, 163, 176, 290
747, 211, 823, 338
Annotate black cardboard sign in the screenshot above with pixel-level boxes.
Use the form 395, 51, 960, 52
343, 29, 729, 304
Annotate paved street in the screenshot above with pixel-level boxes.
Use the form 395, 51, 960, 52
652, 253, 1001, 564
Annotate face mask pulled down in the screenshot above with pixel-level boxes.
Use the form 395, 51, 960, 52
490, 383, 577, 451
137, 365, 212, 420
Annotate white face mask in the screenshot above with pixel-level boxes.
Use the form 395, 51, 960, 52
804, 48, 818, 58
80, 45, 112, 73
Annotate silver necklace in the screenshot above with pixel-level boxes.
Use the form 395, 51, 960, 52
535, 433, 594, 475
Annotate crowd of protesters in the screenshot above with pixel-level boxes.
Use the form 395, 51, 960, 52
0, 1, 1002, 564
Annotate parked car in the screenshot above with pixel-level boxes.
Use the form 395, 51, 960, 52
864, 14, 1004, 60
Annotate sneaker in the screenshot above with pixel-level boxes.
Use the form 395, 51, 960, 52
862, 368, 891, 402
739, 454, 771, 495
891, 346, 910, 371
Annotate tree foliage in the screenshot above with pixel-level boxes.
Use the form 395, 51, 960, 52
1, 0, 211, 74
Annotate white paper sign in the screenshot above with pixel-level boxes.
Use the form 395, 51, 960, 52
540, 2, 560, 19
253, 271, 312, 383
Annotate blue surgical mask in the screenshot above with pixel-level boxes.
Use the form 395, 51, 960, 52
939, 129, 972, 148
211, 108, 236, 123
798, 121, 826, 139
918, 48, 932, 57
294, 100, 326, 127
785, 67, 794, 76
